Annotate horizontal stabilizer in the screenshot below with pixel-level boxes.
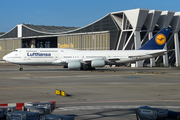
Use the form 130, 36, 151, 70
148, 49, 174, 56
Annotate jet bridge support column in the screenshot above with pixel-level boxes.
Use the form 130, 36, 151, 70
143, 10, 162, 67
174, 32, 180, 67
163, 44, 169, 67
170, 12, 180, 67
149, 32, 156, 67
134, 30, 143, 67
157, 11, 175, 67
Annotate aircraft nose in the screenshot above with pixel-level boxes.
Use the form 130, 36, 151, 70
3, 55, 7, 61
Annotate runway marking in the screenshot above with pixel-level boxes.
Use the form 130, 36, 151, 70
56, 100, 180, 105
55, 105, 180, 111
133, 72, 162, 74
0, 84, 180, 89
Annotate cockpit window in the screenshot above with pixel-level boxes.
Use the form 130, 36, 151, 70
13, 50, 18, 52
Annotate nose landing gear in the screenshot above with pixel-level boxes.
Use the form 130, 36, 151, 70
19, 65, 23, 71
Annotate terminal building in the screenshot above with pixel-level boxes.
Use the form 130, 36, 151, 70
0, 8, 180, 67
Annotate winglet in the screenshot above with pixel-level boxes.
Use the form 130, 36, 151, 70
139, 28, 171, 50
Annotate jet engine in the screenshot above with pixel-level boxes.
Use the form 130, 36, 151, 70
68, 61, 81, 69
91, 59, 105, 67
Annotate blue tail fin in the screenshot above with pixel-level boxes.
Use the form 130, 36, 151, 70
139, 28, 171, 50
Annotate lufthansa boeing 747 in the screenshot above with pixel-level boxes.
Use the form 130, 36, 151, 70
3, 28, 172, 71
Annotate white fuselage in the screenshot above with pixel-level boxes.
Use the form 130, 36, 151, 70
3, 48, 165, 66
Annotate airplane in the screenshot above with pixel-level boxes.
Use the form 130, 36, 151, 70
3, 28, 172, 71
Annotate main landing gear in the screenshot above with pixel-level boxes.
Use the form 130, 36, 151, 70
19, 65, 23, 71
81, 64, 95, 70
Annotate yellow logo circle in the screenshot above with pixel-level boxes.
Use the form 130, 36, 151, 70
155, 34, 166, 45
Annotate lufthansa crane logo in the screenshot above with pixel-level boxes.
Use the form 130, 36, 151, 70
155, 34, 166, 45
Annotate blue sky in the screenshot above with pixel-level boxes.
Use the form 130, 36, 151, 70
0, 0, 180, 32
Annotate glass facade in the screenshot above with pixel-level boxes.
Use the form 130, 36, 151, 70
22, 37, 57, 48
22, 39, 32, 48
36, 37, 57, 48
69, 14, 119, 50
58, 33, 110, 50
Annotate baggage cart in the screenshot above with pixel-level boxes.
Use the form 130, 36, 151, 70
6, 111, 39, 120
136, 106, 168, 120
0, 108, 5, 118
27, 102, 55, 114
0, 106, 16, 118
23, 106, 46, 115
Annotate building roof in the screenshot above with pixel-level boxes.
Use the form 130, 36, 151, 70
0, 32, 4, 35
25, 24, 79, 33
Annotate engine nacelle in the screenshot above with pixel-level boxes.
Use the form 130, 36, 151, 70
68, 61, 81, 69
91, 59, 105, 67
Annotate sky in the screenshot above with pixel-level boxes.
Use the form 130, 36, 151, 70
0, 0, 180, 32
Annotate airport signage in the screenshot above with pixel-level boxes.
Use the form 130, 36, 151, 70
58, 43, 74, 48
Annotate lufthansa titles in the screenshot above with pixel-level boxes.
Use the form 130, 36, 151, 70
27, 53, 51, 56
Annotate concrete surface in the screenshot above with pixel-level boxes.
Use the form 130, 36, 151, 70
0, 63, 180, 120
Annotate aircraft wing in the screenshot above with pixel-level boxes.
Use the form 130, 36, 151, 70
107, 58, 120, 62
83, 57, 128, 63
83, 58, 107, 63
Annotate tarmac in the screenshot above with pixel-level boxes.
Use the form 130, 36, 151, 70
0, 63, 180, 120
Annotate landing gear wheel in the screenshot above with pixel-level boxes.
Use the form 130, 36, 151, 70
83, 65, 88, 70
19, 68, 23, 71
19, 65, 23, 71
63, 66, 68, 68
90, 67, 95, 70
81, 64, 95, 70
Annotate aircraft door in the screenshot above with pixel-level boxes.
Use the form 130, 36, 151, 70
55, 53, 58, 60
59, 50, 64, 59
37, 50, 41, 63
22, 50, 27, 60
18, 50, 21, 57
27, 51, 31, 60
81, 54, 85, 59
106, 54, 110, 59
